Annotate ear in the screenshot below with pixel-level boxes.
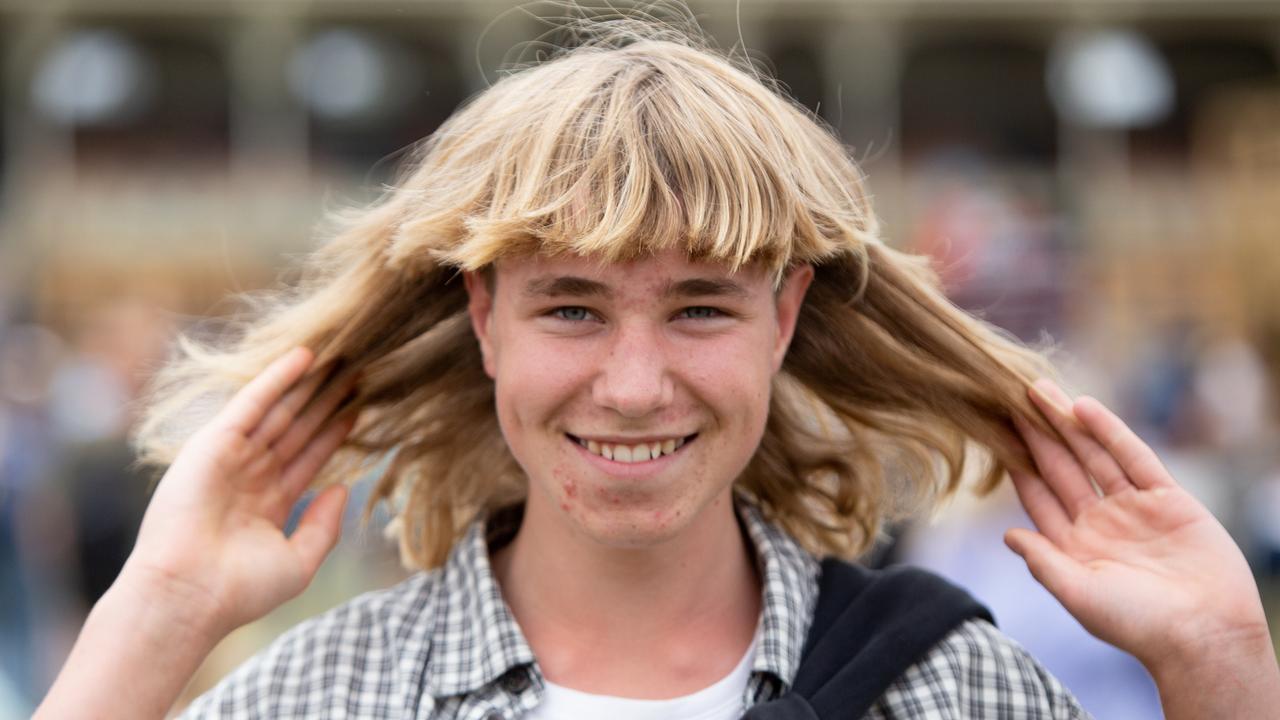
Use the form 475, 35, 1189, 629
771, 264, 814, 372
463, 270, 498, 379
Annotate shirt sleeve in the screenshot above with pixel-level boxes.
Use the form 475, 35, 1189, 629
174, 605, 383, 719
173, 580, 420, 720
864, 619, 1093, 720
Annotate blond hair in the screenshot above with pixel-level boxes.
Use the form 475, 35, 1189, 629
134, 19, 1059, 569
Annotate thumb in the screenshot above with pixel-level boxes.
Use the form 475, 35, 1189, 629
1004, 527, 1087, 610
289, 484, 349, 579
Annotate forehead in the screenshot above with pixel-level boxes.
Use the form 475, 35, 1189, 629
493, 248, 771, 298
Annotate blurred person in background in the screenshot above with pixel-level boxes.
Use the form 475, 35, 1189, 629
1125, 320, 1203, 449
46, 298, 174, 606
0, 311, 65, 716
1249, 470, 1280, 576
0, 293, 175, 712
27, 12, 1280, 720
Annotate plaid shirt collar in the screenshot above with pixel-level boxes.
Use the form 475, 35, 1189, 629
420, 496, 821, 703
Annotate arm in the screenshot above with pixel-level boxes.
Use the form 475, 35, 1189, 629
1006, 379, 1280, 720
36, 347, 359, 720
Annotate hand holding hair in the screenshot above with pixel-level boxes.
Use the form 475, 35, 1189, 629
35, 347, 360, 720
1006, 379, 1280, 720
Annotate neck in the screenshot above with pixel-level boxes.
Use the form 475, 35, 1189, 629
490, 491, 761, 698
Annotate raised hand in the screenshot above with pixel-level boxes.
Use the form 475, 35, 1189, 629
124, 346, 359, 635
1005, 379, 1280, 718
37, 347, 360, 720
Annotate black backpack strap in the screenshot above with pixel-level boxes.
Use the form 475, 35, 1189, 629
743, 558, 993, 720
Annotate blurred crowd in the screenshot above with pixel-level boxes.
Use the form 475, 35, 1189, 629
2, 1, 1279, 718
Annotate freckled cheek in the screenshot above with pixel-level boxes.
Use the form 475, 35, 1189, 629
496, 343, 589, 430
493, 342, 593, 513
678, 344, 772, 424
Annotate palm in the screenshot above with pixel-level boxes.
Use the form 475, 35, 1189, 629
1006, 380, 1268, 668
125, 348, 358, 635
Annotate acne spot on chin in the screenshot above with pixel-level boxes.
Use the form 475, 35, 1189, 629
563, 479, 577, 498
593, 486, 622, 505
652, 509, 672, 531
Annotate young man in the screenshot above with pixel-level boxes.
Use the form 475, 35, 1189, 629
37, 25, 1280, 720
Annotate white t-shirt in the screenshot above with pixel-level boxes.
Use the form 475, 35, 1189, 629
524, 637, 757, 720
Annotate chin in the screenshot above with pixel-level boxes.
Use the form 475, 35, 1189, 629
560, 484, 718, 550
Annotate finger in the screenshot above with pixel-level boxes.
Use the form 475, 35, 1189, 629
288, 484, 349, 580
1013, 412, 1098, 520
217, 347, 313, 436
248, 365, 330, 449
1073, 397, 1177, 490
1008, 468, 1073, 544
1004, 527, 1088, 612
1030, 380, 1132, 496
270, 373, 358, 466
279, 411, 358, 501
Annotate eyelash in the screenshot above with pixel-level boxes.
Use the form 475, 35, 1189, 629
549, 306, 724, 322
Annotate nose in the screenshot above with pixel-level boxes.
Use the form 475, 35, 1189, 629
592, 322, 675, 418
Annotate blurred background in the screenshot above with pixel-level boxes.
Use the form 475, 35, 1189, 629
1, 0, 1278, 716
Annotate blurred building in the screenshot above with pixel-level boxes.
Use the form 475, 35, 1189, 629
1, 0, 1276, 358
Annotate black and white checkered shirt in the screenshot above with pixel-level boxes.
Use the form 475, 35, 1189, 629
181, 501, 1090, 719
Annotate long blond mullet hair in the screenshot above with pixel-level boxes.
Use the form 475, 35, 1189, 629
134, 20, 1060, 569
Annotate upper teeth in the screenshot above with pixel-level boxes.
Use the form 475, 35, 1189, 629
577, 437, 686, 463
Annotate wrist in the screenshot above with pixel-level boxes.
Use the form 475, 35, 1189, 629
34, 563, 229, 720
109, 561, 230, 650
1145, 625, 1280, 720
1148, 618, 1275, 675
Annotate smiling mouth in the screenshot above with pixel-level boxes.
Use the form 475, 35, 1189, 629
566, 433, 698, 463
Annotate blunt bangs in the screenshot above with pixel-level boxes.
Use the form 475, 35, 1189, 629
389, 39, 882, 285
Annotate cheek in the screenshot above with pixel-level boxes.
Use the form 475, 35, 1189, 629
492, 336, 600, 511
494, 338, 580, 428
681, 337, 774, 421
493, 345, 586, 507
673, 337, 774, 482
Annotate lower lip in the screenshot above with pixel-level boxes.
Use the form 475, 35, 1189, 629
567, 435, 692, 477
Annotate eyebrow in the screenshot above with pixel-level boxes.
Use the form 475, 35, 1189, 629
521, 275, 750, 301
522, 276, 613, 299
662, 277, 750, 299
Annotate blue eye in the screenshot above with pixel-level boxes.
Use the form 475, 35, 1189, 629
680, 307, 721, 320
552, 307, 593, 322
